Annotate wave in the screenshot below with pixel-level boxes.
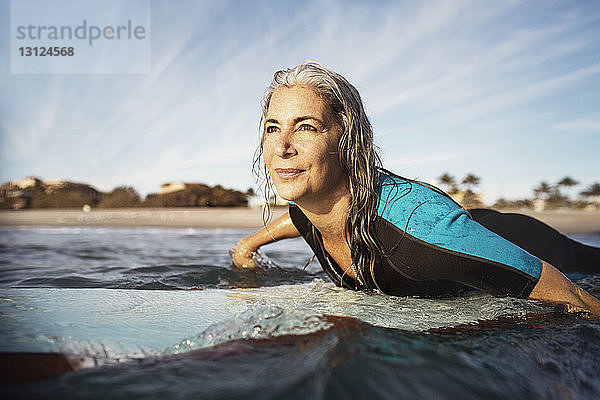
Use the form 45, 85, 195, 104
5, 311, 600, 400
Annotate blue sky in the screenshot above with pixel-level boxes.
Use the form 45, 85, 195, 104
1, 0, 599, 203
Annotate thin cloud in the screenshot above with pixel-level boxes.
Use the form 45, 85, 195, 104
1, 0, 599, 202
552, 118, 600, 133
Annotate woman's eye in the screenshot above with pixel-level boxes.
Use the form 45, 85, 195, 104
266, 126, 278, 133
298, 124, 316, 132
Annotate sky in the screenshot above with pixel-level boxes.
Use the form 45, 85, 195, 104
1, 0, 599, 204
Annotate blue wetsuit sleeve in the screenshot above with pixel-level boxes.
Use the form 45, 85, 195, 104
419, 207, 543, 280
376, 176, 542, 297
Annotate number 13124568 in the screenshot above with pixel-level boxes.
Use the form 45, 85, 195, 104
19, 47, 74, 56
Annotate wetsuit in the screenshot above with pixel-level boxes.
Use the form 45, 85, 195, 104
468, 208, 600, 274
289, 171, 599, 298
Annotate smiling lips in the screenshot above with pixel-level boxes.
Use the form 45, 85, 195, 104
274, 168, 305, 179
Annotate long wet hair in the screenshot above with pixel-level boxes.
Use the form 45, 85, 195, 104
254, 62, 384, 290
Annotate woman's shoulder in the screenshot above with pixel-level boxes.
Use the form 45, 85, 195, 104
374, 170, 542, 282
376, 171, 467, 231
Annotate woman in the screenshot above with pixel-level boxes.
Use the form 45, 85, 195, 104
231, 62, 600, 314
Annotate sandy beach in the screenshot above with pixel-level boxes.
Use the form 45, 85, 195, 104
0, 207, 599, 234
0, 207, 288, 230
491, 208, 600, 234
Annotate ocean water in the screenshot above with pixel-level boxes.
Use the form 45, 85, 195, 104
1, 226, 600, 400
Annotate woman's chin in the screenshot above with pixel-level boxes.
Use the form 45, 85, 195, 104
273, 185, 304, 203
276, 190, 301, 203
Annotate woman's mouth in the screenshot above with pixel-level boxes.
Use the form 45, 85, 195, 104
274, 168, 304, 179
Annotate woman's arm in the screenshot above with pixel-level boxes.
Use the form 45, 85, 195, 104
230, 210, 301, 269
528, 261, 600, 315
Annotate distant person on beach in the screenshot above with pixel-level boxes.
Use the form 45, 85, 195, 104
231, 62, 600, 315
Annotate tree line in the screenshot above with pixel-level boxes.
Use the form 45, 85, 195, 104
0, 179, 250, 209
437, 173, 600, 210
2, 174, 599, 210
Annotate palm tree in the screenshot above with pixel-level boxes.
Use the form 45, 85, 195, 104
557, 176, 578, 188
461, 173, 481, 192
438, 173, 457, 194
533, 181, 552, 200
459, 173, 482, 208
555, 176, 579, 203
580, 183, 600, 198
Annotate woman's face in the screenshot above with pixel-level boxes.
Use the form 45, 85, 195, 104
263, 85, 347, 204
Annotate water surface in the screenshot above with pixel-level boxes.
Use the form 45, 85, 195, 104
1, 226, 599, 399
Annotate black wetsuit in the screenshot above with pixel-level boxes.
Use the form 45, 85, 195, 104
468, 208, 600, 274
289, 172, 600, 298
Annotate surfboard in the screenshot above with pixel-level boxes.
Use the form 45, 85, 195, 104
0, 280, 551, 361
0, 287, 240, 357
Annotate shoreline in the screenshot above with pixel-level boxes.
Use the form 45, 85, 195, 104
0, 207, 599, 234
0, 207, 288, 230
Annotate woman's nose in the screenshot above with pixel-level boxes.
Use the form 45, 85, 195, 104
274, 132, 297, 158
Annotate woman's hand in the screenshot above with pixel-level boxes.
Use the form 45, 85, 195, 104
229, 239, 259, 270
229, 210, 301, 270
529, 261, 600, 316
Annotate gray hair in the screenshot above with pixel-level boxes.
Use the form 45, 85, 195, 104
254, 62, 384, 290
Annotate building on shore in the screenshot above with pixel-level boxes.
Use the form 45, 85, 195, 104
0, 177, 101, 209
0, 177, 42, 209
0, 186, 31, 209
9, 177, 40, 189
159, 182, 209, 195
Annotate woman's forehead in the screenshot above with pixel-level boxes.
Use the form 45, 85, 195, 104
266, 86, 328, 121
